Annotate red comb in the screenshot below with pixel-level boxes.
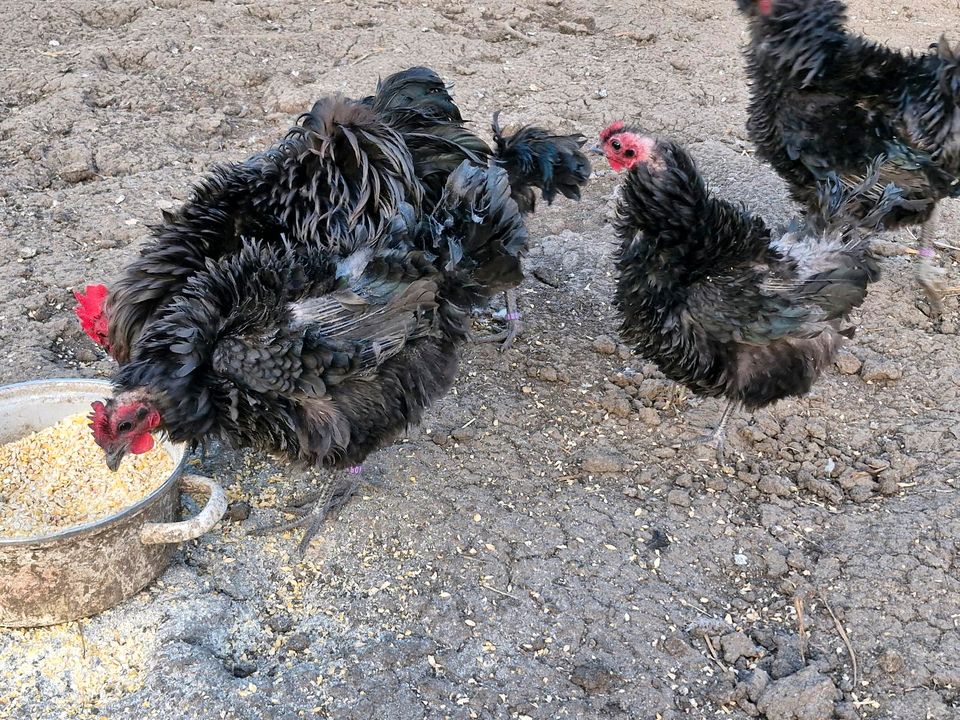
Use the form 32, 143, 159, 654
74, 284, 111, 353
88, 400, 112, 446
600, 121, 626, 143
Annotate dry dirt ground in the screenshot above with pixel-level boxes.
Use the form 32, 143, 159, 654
2, 1, 960, 718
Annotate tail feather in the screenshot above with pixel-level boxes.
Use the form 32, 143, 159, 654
491, 112, 591, 213
785, 163, 923, 318
74, 284, 112, 353
934, 35, 960, 90
428, 161, 528, 306
804, 158, 931, 238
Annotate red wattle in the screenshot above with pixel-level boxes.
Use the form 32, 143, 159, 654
129, 433, 156, 455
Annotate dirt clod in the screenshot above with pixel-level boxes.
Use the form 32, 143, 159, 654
570, 660, 617, 692
860, 358, 903, 382
721, 631, 762, 663
757, 667, 841, 720
592, 335, 617, 355
876, 647, 905, 674
225, 501, 252, 523
834, 351, 863, 375
581, 452, 626, 474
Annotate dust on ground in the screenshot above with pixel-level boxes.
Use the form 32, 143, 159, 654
1, 1, 959, 718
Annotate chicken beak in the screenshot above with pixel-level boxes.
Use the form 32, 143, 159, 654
590, 144, 604, 156
105, 446, 127, 472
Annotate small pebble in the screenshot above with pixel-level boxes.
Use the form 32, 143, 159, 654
539, 365, 559, 382
877, 648, 905, 674
582, 453, 625, 474
592, 335, 617, 355
601, 393, 631, 418
532, 267, 560, 288
285, 633, 310, 652
225, 501, 251, 523
570, 660, 616, 692
834, 351, 862, 375
636, 407, 661, 426
267, 615, 293, 634
451, 427, 477, 442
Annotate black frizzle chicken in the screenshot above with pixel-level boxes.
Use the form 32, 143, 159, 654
366, 66, 592, 348
79, 96, 424, 364
595, 124, 923, 462
78, 69, 590, 360
735, 0, 960, 316
88, 160, 527, 556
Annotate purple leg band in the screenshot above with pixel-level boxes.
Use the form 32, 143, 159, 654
505, 312, 521, 321
918, 247, 935, 259
348, 465, 363, 474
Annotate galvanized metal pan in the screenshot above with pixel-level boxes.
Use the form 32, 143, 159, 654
0, 379, 228, 628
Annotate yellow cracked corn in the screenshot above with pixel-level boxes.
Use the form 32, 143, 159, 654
0, 413, 173, 539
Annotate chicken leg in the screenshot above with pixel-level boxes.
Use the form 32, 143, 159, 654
916, 206, 946, 318
681, 399, 737, 465
475, 288, 523, 351
251, 465, 366, 557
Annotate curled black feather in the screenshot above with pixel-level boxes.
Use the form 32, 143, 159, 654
106, 96, 421, 363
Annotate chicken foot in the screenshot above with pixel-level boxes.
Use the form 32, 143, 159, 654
251, 465, 367, 557
680, 399, 737, 465
916, 206, 946, 318
475, 288, 523, 351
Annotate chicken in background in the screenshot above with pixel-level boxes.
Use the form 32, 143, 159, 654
87, 160, 527, 557
735, 0, 960, 317
595, 123, 924, 461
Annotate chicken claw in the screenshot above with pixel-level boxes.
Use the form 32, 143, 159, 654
678, 400, 737, 466
251, 466, 366, 557
475, 289, 523, 351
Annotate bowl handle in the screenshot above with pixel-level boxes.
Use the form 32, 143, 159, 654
140, 474, 229, 545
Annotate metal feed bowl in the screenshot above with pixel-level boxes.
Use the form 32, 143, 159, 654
0, 379, 228, 627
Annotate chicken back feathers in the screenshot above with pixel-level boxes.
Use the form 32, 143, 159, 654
92, 68, 589, 364
366, 66, 591, 215
105, 96, 421, 364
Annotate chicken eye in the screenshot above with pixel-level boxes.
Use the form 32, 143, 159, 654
611, 140, 622, 151
624, 149, 636, 158
117, 421, 133, 433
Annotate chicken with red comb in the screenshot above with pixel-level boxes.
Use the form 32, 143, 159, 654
86, 158, 529, 557
89, 396, 161, 471
595, 126, 923, 461
74, 284, 111, 354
